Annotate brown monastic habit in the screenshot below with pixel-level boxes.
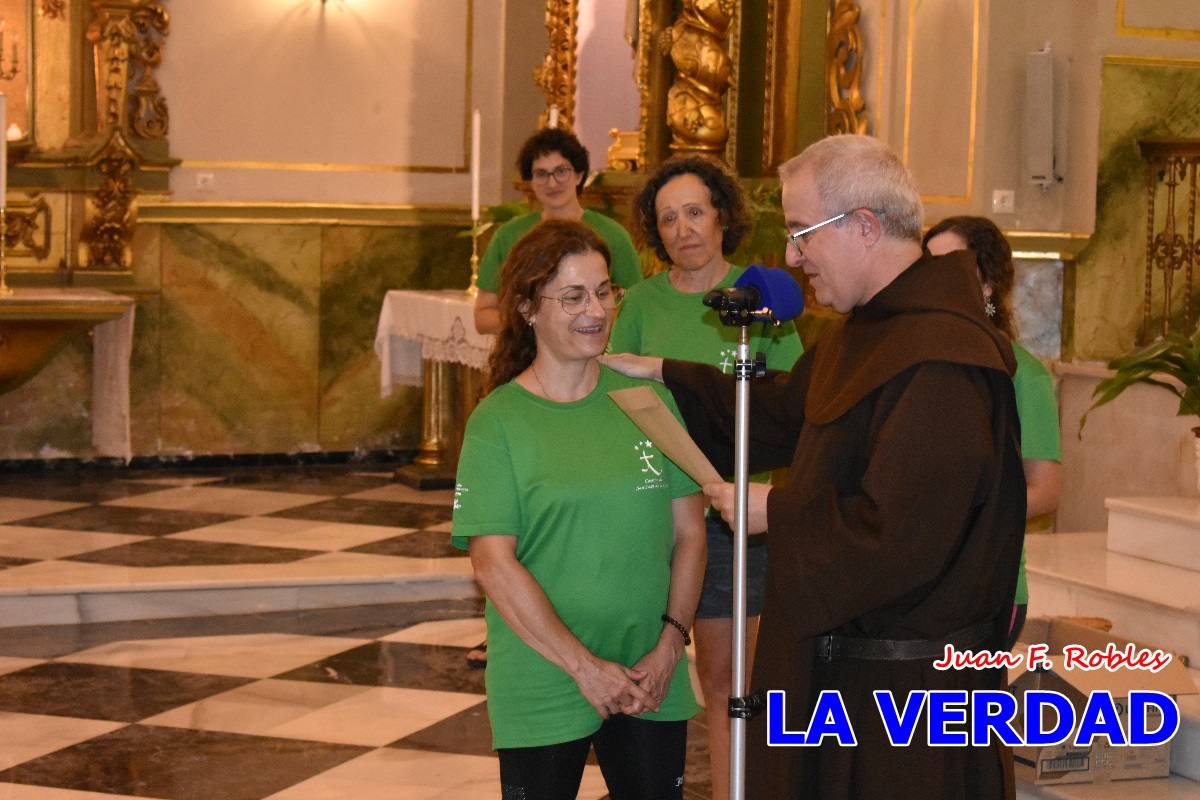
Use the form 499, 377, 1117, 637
664, 250, 1026, 799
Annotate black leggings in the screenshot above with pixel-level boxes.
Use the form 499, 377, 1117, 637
498, 715, 687, 800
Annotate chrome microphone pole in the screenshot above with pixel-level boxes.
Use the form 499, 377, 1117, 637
730, 322, 751, 800
702, 281, 785, 800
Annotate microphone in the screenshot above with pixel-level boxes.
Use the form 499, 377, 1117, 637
703, 264, 805, 325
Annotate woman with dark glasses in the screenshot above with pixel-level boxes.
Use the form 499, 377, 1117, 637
472, 128, 642, 336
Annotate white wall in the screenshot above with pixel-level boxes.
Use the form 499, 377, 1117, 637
574, 0, 640, 172
1058, 365, 1197, 532
860, 0, 1200, 232
157, 0, 533, 207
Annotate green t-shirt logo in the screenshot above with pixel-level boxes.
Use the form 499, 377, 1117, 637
635, 439, 667, 492
717, 347, 736, 374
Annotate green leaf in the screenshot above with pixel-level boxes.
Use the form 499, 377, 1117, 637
1081, 329, 1200, 436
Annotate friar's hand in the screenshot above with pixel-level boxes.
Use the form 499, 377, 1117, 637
598, 353, 664, 382
703, 481, 770, 534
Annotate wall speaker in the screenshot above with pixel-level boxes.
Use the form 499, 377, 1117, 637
1023, 46, 1060, 189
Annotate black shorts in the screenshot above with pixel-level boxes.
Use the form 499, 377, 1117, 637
695, 513, 768, 619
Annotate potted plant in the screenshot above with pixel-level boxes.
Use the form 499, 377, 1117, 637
1081, 331, 1200, 478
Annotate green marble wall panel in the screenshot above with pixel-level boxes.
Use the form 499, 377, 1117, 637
1073, 62, 1200, 360
0, 217, 472, 461
159, 224, 322, 455
318, 226, 471, 450
131, 220, 163, 292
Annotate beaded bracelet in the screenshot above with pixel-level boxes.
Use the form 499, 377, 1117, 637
661, 614, 691, 646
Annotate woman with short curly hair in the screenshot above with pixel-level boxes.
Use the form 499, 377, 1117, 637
472, 128, 642, 337
611, 155, 804, 800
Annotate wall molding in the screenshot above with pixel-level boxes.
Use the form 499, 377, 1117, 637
138, 202, 473, 226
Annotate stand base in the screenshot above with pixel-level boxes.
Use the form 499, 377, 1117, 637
393, 460, 456, 490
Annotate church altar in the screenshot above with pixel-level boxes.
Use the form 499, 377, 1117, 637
374, 289, 493, 485
0, 288, 135, 460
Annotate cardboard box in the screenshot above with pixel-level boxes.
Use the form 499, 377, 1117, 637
1007, 617, 1197, 785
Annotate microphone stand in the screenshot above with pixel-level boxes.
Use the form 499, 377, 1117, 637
712, 303, 775, 800
730, 321, 752, 800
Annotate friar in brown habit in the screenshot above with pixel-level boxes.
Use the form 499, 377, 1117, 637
603, 134, 1025, 799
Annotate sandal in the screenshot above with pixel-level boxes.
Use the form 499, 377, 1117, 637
466, 642, 487, 669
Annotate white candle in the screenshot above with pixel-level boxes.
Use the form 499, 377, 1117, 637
470, 108, 481, 223
0, 94, 7, 211
548, 104, 559, 129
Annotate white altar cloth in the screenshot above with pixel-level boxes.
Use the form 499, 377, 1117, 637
374, 289, 494, 397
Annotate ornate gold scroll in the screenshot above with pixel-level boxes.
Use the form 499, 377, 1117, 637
2, 197, 52, 260
827, 0, 868, 135
535, 0, 578, 129
1139, 139, 1200, 342
79, 1, 171, 270
662, 0, 735, 157
39, 1, 67, 19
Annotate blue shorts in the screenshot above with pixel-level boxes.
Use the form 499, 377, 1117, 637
695, 513, 768, 619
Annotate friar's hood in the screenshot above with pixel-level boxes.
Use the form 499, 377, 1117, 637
805, 249, 1017, 424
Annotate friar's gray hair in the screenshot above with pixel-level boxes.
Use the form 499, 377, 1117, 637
778, 134, 923, 242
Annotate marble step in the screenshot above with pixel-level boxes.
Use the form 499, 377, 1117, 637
0, 557, 478, 627
1106, 497, 1200, 573
1026, 532, 1200, 669
1026, 533, 1200, 781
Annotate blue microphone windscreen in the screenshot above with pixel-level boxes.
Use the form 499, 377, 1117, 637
734, 264, 805, 321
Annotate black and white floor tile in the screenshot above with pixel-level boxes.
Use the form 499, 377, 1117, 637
0, 466, 712, 798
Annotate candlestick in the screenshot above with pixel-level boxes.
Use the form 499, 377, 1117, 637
0, 95, 12, 295
470, 108, 481, 223
1, 93, 7, 214
0, 209, 11, 297
466, 222, 480, 298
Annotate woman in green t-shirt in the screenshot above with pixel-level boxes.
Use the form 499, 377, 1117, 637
472, 128, 642, 336
924, 216, 1062, 649
453, 219, 705, 799
610, 156, 804, 800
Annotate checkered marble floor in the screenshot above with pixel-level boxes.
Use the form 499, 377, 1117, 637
0, 467, 712, 798
0, 467, 472, 604
0, 599, 711, 799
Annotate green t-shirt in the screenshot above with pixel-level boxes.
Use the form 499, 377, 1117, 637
477, 209, 644, 294
609, 266, 803, 373
1012, 342, 1061, 605
452, 366, 700, 748
609, 266, 804, 484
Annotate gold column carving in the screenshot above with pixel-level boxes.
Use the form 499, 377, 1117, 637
826, 0, 868, 135
79, 1, 172, 271
662, 0, 735, 157
1138, 139, 1200, 342
39, 1, 67, 19
2, 197, 52, 261
535, 0, 578, 129
88, 1, 170, 138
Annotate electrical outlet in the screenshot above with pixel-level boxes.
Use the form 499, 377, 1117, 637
194, 172, 215, 192
992, 189, 1015, 214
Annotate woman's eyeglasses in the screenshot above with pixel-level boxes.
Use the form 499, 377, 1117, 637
531, 165, 576, 184
540, 285, 625, 315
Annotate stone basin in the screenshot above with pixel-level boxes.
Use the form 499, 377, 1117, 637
0, 288, 134, 394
